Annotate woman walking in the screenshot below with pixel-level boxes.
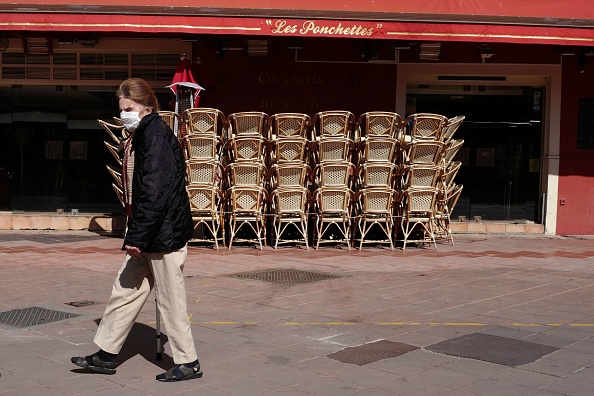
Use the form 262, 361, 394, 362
71, 78, 200, 382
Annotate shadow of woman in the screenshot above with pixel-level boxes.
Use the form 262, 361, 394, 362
71, 319, 175, 374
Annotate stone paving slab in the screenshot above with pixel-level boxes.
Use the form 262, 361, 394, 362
0, 231, 593, 395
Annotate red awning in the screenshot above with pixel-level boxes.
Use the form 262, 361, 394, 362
2, 0, 594, 46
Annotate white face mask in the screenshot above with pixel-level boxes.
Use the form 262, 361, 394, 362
120, 111, 142, 132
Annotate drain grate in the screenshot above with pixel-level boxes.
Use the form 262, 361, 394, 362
426, 333, 559, 367
0, 307, 81, 328
232, 268, 342, 285
65, 300, 101, 308
327, 340, 419, 366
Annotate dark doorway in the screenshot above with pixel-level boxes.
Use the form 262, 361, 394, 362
408, 85, 543, 222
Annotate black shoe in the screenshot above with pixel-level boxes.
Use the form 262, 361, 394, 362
156, 361, 202, 382
71, 354, 117, 375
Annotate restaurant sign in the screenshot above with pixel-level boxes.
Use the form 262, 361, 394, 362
269, 19, 379, 37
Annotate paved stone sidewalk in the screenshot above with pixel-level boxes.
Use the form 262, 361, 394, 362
1, 231, 593, 395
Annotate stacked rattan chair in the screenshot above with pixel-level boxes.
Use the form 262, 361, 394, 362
224, 112, 269, 249
396, 113, 465, 250
183, 108, 227, 249
98, 118, 128, 211
352, 112, 401, 250
310, 111, 356, 249
267, 113, 312, 250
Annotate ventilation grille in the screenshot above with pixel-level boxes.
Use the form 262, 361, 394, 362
1, 52, 178, 81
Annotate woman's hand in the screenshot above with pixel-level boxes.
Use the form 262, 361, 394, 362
125, 245, 142, 258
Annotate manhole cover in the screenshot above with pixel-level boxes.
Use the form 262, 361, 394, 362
65, 300, 101, 307
327, 340, 419, 366
232, 268, 342, 285
0, 307, 81, 328
426, 333, 559, 367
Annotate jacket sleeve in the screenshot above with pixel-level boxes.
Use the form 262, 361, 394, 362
124, 133, 175, 250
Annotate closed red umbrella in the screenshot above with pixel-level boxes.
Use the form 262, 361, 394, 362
166, 53, 205, 135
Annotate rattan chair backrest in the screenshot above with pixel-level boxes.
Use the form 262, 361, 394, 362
186, 159, 221, 186
112, 183, 125, 207
312, 110, 355, 139
104, 141, 122, 166
226, 161, 267, 187
403, 113, 448, 141
270, 113, 311, 139
315, 161, 353, 187
356, 111, 402, 140
443, 161, 462, 189
228, 111, 269, 139
316, 136, 353, 163
403, 187, 438, 215
158, 111, 182, 135
226, 185, 267, 214
184, 108, 227, 138
184, 134, 222, 160
187, 185, 222, 212
446, 183, 463, 214
272, 137, 308, 163
356, 187, 396, 215
360, 136, 399, 163
443, 139, 465, 165
270, 163, 310, 188
403, 140, 445, 165
356, 162, 397, 189
443, 115, 465, 143
98, 119, 126, 145
402, 164, 442, 189
314, 186, 353, 214
225, 135, 267, 163
271, 186, 310, 215
106, 164, 122, 187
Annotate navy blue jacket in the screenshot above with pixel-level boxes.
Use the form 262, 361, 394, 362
123, 112, 193, 253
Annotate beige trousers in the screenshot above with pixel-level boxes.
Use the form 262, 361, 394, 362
94, 245, 198, 364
